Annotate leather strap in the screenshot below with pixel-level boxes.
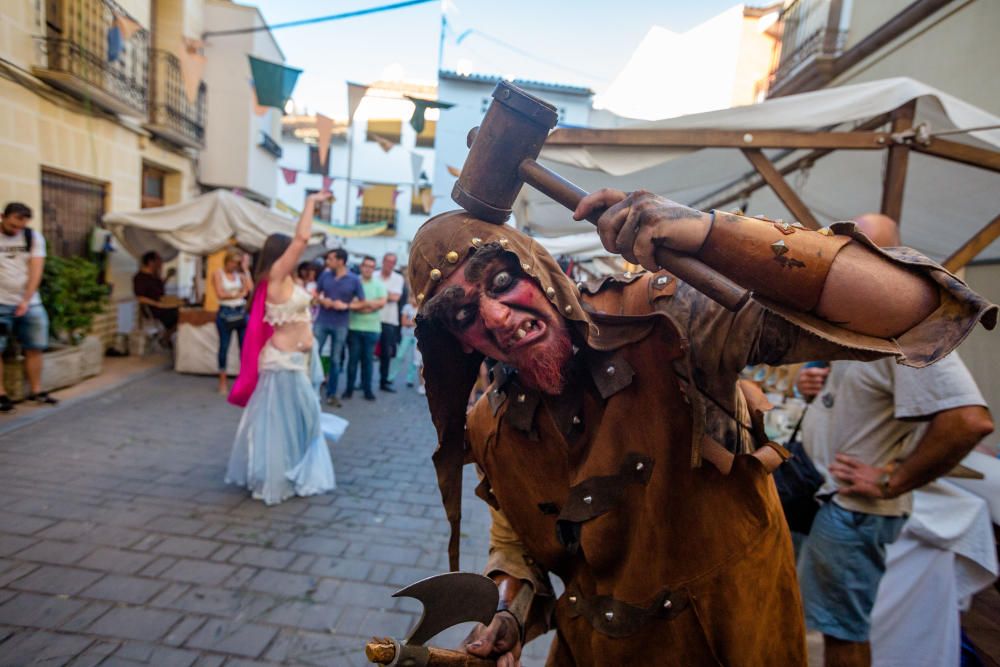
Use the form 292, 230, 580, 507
697, 212, 851, 312
565, 585, 691, 638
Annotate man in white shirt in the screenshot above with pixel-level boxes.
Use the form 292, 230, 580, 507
377, 252, 404, 392
0, 203, 57, 412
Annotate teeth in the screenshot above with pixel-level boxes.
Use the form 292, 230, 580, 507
515, 328, 527, 339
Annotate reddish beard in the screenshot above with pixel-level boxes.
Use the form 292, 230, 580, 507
512, 326, 573, 395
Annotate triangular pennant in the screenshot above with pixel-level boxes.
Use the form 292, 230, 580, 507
281, 167, 298, 185
252, 88, 269, 116
410, 152, 425, 184
405, 96, 455, 133
420, 189, 433, 214
107, 25, 123, 63
347, 82, 369, 122
447, 165, 462, 178
392, 189, 401, 205
357, 185, 367, 198
322, 175, 334, 192
372, 134, 396, 153
248, 56, 302, 110
316, 113, 333, 169
114, 13, 143, 41
179, 38, 206, 104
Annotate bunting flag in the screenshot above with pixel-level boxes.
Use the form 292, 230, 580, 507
316, 220, 389, 238
421, 189, 434, 213
114, 13, 142, 41
405, 96, 455, 133
322, 175, 334, 192
347, 82, 369, 122
107, 25, 123, 63
281, 167, 298, 185
249, 56, 302, 110
316, 114, 334, 169
392, 189, 401, 205
371, 134, 396, 153
357, 185, 367, 198
179, 38, 206, 104
252, 88, 269, 116
410, 152, 425, 185
447, 165, 462, 178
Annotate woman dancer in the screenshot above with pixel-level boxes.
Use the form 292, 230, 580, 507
212, 248, 252, 394
225, 192, 336, 505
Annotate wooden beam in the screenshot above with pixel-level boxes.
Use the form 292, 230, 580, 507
912, 137, 1000, 173
740, 149, 821, 229
696, 114, 893, 211
881, 102, 915, 223
943, 212, 1000, 272
545, 128, 890, 150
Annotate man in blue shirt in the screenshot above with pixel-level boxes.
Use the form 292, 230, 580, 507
314, 248, 365, 407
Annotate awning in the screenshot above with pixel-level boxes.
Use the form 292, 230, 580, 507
103, 189, 319, 260
516, 77, 1000, 263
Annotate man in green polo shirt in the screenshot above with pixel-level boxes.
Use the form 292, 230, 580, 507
344, 255, 387, 401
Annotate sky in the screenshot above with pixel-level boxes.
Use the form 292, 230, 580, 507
242, 0, 742, 118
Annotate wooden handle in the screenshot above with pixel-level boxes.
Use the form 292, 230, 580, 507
517, 159, 750, 311
365, 639, 497, 667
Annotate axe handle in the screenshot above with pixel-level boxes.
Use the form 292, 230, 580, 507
366, 639, 497, 667
517, 159, 750, 312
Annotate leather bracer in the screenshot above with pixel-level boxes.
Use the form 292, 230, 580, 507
696, 212, 852, 312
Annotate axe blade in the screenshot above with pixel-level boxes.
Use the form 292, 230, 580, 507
393, 572, 498, 647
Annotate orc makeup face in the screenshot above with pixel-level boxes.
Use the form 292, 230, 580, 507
426, 247, 573, 394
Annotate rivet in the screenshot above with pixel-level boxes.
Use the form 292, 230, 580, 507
791, 221, 806, 229
417, 293, 425, 302
572, 415, 581, 425
780, 222, 791, 232
606, 365, 615, 376
663, 599, 672, 609
516, 393, 526, 403
818, 227, 834, 236
583, 495, 593, 504
446, 251, 459, 264
576, 282, 585, 291
654, 275, 670, 288
545, 287, 556, 300
498, 238, 509, 248
564, 304, 573, 315
429, 268, 442, 281
743, 133, 754, 143
623, 271, 632, 279
471, 237, 483, 247
604, 611, 614, 621
522, 263, 531, 271
569, 596, 577, 603
636, 461, 644, 471
770, 240, 788, 256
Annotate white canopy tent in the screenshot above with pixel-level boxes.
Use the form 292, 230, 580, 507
103, 189, 317, 260
519, 78, 1000, 265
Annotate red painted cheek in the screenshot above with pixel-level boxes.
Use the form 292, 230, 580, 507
502, 281, 544, 310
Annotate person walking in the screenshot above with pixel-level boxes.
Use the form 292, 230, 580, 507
377, 252, 404, 392
388, 288, 419, 390
224, 192, 336, 505
313, 249, 364, 407
0, 203, 56, 411
212, 248, 252, 395
342, 256, 385, 401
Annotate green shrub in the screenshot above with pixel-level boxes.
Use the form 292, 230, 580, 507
39, 256, 109, 344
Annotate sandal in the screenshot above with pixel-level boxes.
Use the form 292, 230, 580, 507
27, 392, 59, 406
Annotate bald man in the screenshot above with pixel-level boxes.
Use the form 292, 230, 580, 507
795, 213, 994, 667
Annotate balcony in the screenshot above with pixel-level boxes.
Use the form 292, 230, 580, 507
258, 131, 282, 159
33, 0, 148, 117
355, 206, 398, 235
146, 50, 206, 149
767, 0, 847, 97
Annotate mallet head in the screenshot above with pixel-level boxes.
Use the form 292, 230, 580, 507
452, 81, 559, 224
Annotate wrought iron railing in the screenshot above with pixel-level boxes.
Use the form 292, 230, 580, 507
769, 0, 846, 91
148, 49, 205, 147
258, 131, 283, 158
37, 0, 149, 115
355, 206, 398, 232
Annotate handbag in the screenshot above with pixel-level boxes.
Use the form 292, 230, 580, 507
219, 305, 248, 327
773, 408, 825, 534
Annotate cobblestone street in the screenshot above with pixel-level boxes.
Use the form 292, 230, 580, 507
0, 370, 551, 666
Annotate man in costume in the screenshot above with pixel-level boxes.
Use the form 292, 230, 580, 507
407, 189, 996, 666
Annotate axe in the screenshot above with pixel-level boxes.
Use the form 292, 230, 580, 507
452, 80, 749, 312
365, 572, 500, 667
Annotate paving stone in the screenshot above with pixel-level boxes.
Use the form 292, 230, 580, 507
79, 547, 157, 575
0, 562, 39, 588
163, 614, 207, 647
37, 521, 146, 548
0, 514, 55, 536
81, 574, 166, 604
162, 587, 274, 619
87, 606, 183, 642
0, 592, 87, 629
308, 556, 371, 581
61, 600, 113, 632
243, 569, 318, 598
229, 546, 297, 570
208, 543, 239, 563
154, 536, 220, 559
139, 555, 177, 577
184, 618, 278, 658
287, 535, 348, 556
110, 640, 200, 667
0, 535, 36, 557
13, 539, 96, 566
67, 639, 120, 667
0, 629, 93, 664
160, 559, 236, 586
8, 565, 102, 595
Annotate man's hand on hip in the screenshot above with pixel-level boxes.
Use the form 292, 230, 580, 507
830, 454, 892, 499
14, 300, 28, 318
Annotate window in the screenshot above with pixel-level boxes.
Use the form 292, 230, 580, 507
411, 186, 433, 214
366, 119, 402, 144
305, 189, 332, 222
308, 145, 330, 175
358, 184, 398, 235
41, 170, 106, 258
415, 120, 436, 148
142, 165, 165, 208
